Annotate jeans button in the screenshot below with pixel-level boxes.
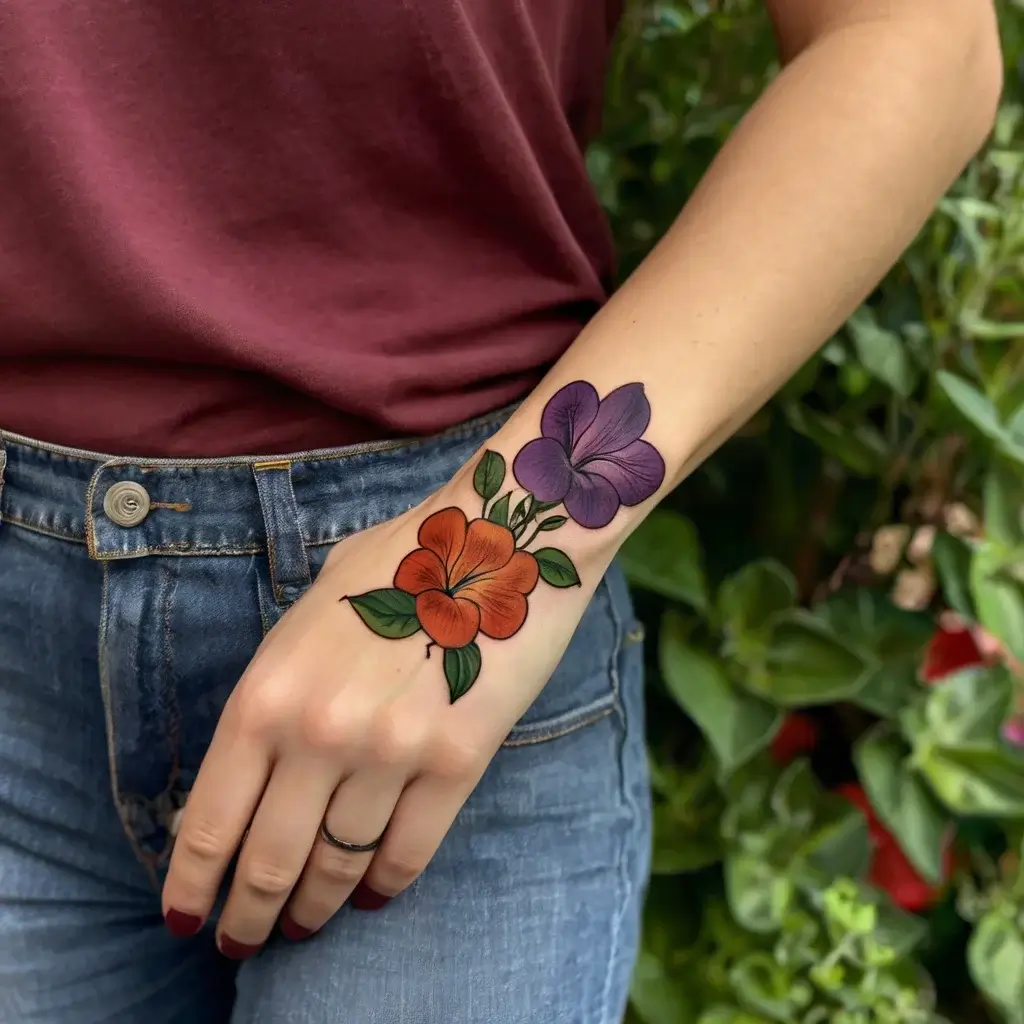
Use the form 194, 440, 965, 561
103, 481, 151, 527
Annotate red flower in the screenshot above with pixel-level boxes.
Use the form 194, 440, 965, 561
920, 621, 985, 683
394, 508, 539, 648
771, 713, 820, 765
836, 783, 951, 913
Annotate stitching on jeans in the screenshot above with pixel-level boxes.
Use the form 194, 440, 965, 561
283, 466, 312, 595
254, 559, 274, 638
0, 447, 6, 526
0, 514, 86, 544
502, 576, 619, 747
97, 563, 161, 891
501, 706, 613, 747
599, 573, 638, 1023
162, 559, 183, 834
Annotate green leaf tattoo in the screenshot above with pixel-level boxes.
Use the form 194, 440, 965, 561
487, 491, 512, 527
473, 449, 506, 501
346, 589, 422, 638
443, 643, 482, 702
537, 515, 567, 531
534, 547, 582, 588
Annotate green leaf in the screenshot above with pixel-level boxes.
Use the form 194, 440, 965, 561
919, 746, 1024, 817
619, 509, 708, 610
931, 531, 977, 620
487, 491, 512, 527
718, 560, 797, 656
968, 910, 1024, 1024
652, 803, 724, 874
854, 726, 949, 883
534, 547, 581, 587
936, 371, 1012, 446
922, 665, 1013, 747
473, 449, 506, 500
845, 306, 917, 397
743, 610, 874, 706
817, 590, 932, 719
347, 589, 421, 639
659, 611, 782, 777
630, 949, 699, 1024
784, 404, 888, 476
971, 541, 1024, 664
443, 643, 482, 702
724, 853, 792, 934
536, 515, 567, 531
798, 802, 872, 884
983, 460, 1024, 547
728, 951, 808, 1022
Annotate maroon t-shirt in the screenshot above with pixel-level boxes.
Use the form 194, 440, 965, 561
0, 2, 620, 456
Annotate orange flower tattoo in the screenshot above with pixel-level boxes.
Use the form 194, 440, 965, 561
394, 508, 539, 648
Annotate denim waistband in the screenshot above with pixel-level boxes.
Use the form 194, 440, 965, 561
0, 408, 512, 559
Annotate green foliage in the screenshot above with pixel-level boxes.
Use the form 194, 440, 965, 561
600, 3, 1024, 1021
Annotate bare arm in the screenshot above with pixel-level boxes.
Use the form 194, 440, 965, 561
492, 0, 1003, 529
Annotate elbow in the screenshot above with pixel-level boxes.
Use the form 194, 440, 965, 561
949, 3, 1004, 153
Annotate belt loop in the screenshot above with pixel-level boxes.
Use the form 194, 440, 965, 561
252, 461, 312, 607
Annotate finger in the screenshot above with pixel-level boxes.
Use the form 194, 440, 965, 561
357, 761, 484, 910
281, 769, 405, 939
162, 726, 272, 932
216, 757, 337, 957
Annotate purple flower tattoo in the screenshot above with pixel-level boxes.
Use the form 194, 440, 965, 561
512, 381, 665, 529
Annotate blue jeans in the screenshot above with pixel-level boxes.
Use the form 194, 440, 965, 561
0, 415, 651, 1024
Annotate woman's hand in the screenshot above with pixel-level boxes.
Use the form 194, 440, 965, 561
159, 448, 611, 957
161, 380, 669, 955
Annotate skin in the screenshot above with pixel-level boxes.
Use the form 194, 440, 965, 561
161, 0, 1004, 956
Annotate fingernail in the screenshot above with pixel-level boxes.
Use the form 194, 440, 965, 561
218, 934, 262, 960
164, 909, 203, 938
351, 882, 391, 912
279, 912, 313, 942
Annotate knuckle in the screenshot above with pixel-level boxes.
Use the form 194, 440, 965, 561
366, 712, 419, 767
426, 734, 485, 780
240, 861, 296, 900
230, 677, 295, 737
299, 703, 361, 753
374, 849, 427, 890
179, 820, 231, 864
315, 850, 368, 887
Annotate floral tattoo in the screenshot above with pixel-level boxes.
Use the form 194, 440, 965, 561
343, 381, 665, 702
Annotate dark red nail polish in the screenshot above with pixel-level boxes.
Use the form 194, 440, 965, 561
351, 882, 391, 911
218, 934, 262, 960
279, 912, 313, 941
164, 909, 203, 938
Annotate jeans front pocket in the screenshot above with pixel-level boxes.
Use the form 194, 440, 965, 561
503, 560, 641, 747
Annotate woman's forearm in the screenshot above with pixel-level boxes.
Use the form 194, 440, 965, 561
476, 2, 1002, 561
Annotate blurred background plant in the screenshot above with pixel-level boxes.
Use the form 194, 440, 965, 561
591, 2, 1024, 1021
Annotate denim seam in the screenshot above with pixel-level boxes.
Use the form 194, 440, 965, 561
502, 576, 619, 746
0, 447, 6, 526
0, 514, 85, 544
280, 464, 312, 602
162, 559, 183, 815
501, 705, 614, 747
255, 559, 274, 638
599, 577, 635, 1024
97, 563, 161, 891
